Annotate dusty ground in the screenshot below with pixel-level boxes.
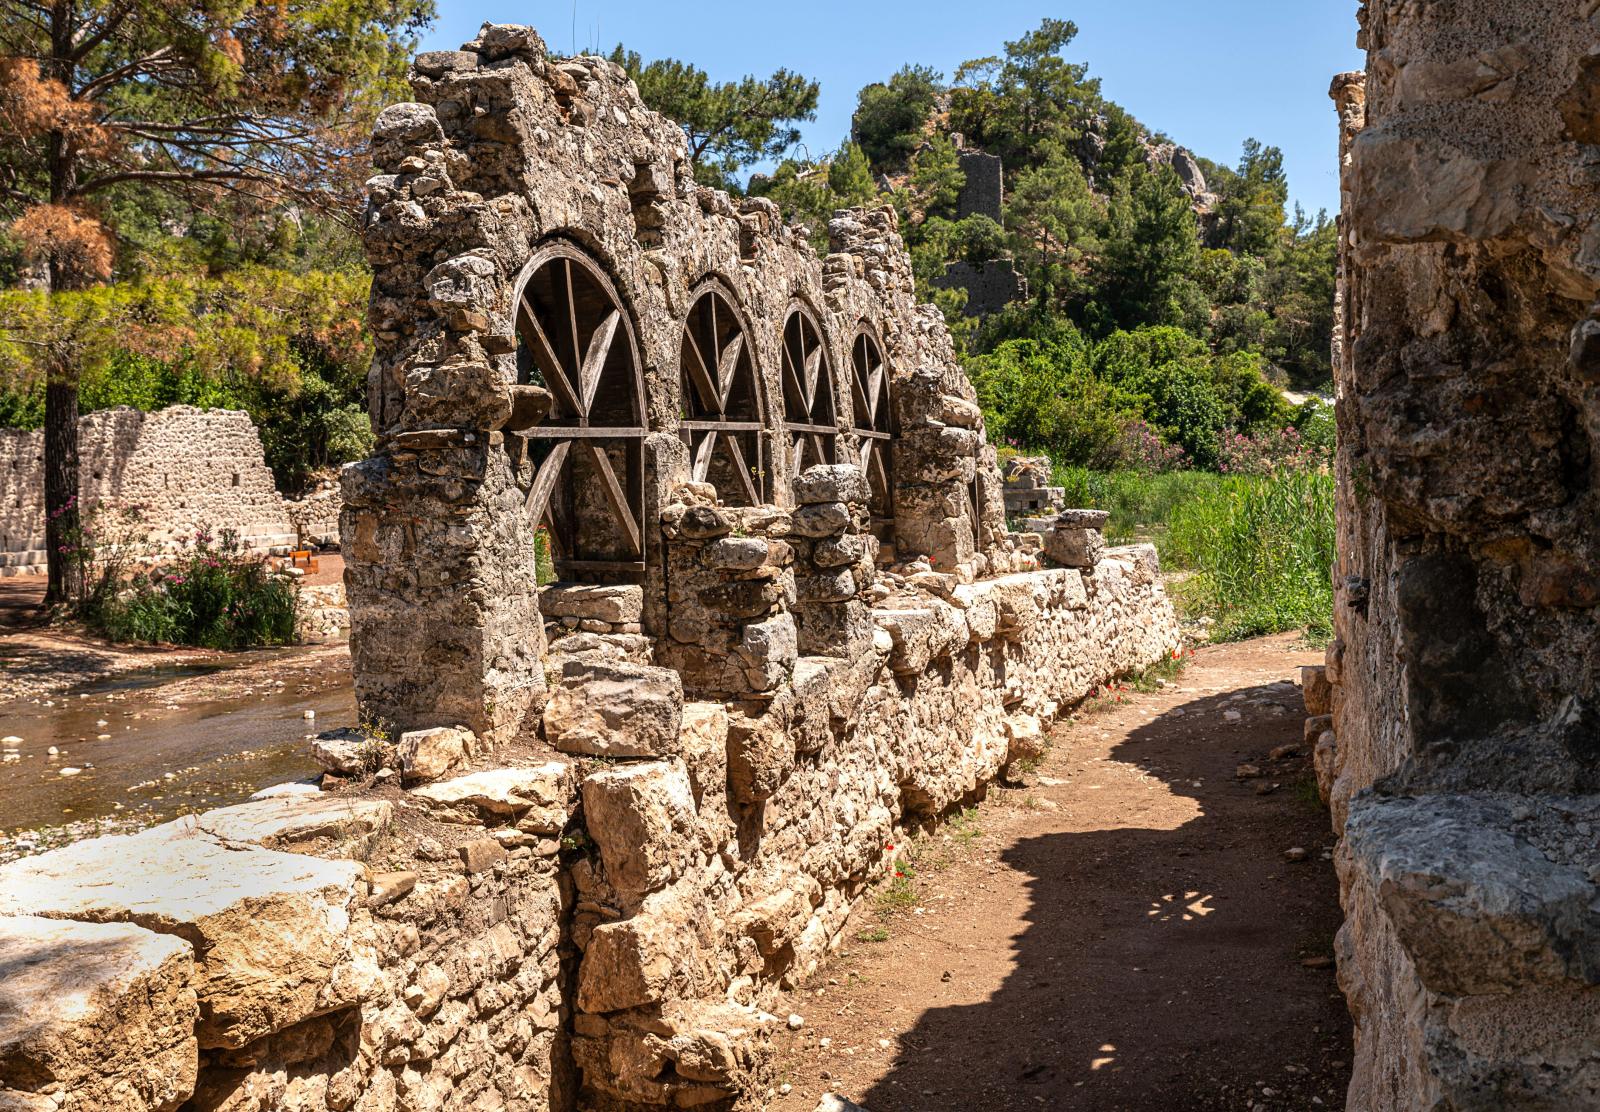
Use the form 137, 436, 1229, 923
769, 634, 1350, 1112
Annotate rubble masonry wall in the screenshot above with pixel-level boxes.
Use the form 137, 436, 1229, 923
0, 406, 296, 570
1319, 3, 1600, 1108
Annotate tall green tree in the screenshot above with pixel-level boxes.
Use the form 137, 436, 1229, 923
1088, 164, 1202, 334
851, 64, 943, 171
1006, 142, 1100, 306
610, 46, 819, 189
1207, 139, 1290, 256
949, 19, 1101, 172
0, 0, 429, 603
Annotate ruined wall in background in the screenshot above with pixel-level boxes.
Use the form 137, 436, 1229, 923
0, 407, 295, 572
1320, 3, 1600, 1107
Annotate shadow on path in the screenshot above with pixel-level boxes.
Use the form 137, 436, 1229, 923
856, 676, 1351, 1111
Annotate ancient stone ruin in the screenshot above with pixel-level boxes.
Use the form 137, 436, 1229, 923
0, 406, 297, 574
11, 4, 1593, 1109
929, 149, 1025, 318
1305, 2, 1600, 1107
0, 22, 1179, 1112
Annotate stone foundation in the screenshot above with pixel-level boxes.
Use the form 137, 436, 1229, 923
0, 543, 1176, 1112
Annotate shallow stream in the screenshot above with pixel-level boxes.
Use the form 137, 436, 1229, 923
0, 648, 353, 856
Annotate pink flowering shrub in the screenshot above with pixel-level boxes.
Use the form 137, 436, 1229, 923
1216, 426, 1328, 476
96, 529, 297, 648
1117, 420, 1189, 473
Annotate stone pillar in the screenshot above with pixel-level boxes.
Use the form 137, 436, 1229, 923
1330, 5, 1600, 1108
341, 433, 546, 745
656, 485, 798, 701
787, 464, 877, 657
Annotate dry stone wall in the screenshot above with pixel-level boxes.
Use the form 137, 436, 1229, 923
1321, 3, 1600, 1108
0, 406, 295, 572
1, 19, 1184, 1112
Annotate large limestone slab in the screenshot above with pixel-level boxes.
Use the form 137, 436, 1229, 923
0, 819, 374, 1049
0, 915, 197, 1112
1344, 792, 1600, 995
197, 795, 393, 859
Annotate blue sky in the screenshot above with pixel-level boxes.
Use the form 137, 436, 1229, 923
423, 2, 1364, 217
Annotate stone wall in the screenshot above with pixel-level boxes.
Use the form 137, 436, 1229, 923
0, 541, 1176, 1112
1320, 3, 1600, 1108
954, 150, 1003, 222
340, 22, 1020, 745
0, 406, 295, 573
0, 20, 1186, 1112
0, 790, 570, 1112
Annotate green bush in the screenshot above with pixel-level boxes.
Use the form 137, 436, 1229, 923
92, 532, 298, 649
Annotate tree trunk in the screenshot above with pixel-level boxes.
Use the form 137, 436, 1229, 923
40, 1, 80, 606
43, 374, 80, 606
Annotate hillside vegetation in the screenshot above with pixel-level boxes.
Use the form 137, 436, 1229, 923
0, 16, 1335, 637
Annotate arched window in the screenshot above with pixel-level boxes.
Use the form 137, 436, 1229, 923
514, 242, 647, 582
850, 328, 896, 547
780, 305, 837, 477
679, 284, 768, 505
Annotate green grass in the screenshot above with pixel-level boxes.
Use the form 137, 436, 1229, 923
1054, 467, 1222, 546
1054, 466, 1335, 643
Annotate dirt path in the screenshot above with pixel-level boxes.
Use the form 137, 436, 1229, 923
769, 634, 1351, 1112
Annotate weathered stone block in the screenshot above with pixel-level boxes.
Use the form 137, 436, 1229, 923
1301, 666, 1333, 717
727, 709, 797, 804
196, 796, 393, 858
1045, 526, 1105, 569
399, 725, 474, 784
0, 819, 373, 1050
792, 464, 869, 506
410, 762, 574, 832
704, 537, 773, 571
1344, 793, 1600, 995
581, 760, 697, 899
0, 916, 198, 1112
788, 502, 853, 538
544, 658, 684, 758
540, 583, 644, 625
679, 703, 730, 800
811, 533, 876, 570
697, 578, 783, 621
1055, 508, 1109, 530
